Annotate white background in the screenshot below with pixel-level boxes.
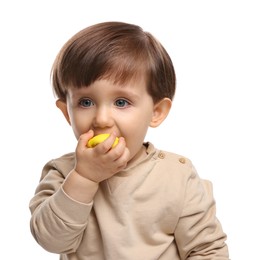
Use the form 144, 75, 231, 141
1, 1, 255, 259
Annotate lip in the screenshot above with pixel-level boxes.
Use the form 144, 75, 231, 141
93, 131, 119, 137
87, 133, 119, 148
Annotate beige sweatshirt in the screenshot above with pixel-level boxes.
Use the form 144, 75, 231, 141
29, 143, 229, 259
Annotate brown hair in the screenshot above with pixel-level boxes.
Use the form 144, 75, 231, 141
51, 21, 176, 103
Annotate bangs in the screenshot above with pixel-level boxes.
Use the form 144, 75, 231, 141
52, 50, 149, 100
52, 26, 150, 99
51, 22, 176, 102
69, 50, 148, 87
100, 52, 149, 86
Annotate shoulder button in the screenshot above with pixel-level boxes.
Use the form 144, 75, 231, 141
179, 157, 186, 164
158, 152, 165, 159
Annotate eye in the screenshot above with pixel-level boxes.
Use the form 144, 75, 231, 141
79, 98, 94, 108
115, 99, 130, 108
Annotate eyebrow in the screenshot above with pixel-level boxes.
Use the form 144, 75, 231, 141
112, 88, 141, 101
68, 85, 141, 101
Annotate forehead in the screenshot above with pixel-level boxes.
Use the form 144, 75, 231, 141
67, 77, 148, 99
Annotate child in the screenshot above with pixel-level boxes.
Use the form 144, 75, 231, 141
29, 21, 229, 259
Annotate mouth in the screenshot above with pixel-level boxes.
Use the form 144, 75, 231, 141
93, 131, 119, 137
87, 133, 119, 148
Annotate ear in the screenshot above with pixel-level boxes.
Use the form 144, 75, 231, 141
150, 98, 172, 128
56, 99, 71, 125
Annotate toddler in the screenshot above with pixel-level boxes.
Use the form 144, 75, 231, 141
29, 21, 229, 259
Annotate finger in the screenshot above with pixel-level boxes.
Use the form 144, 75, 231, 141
115, 147, 130, 170
77, 130, 94, 151
97, 132, 118, 153
112, 139, 130, 163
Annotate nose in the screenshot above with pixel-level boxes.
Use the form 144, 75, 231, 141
93, 106, 114, 129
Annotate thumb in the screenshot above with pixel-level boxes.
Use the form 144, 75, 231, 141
77, 130, 94, 151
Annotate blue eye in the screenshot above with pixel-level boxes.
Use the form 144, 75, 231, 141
115, 99, 130, 107
79, 99, 94, 107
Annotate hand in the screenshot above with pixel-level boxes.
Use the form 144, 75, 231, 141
74, 130, 130, 183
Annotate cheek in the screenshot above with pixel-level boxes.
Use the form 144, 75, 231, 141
121, 115, 151, 148
124, 127, 149, 160
69, 112, 91, 139
121, 109, 152, 133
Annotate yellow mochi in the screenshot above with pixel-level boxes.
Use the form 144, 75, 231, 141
87, 134, 119, 148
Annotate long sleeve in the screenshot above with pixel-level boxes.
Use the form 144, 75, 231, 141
174, 166, 229, 259
29, 154, 93, 254
29, 144, 229, 259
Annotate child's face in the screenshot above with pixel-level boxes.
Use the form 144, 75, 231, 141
59, 77, 170, 161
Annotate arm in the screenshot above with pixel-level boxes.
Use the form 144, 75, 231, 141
29, 131, 130, 254
175, 167, 229, 259
62, 131, 129, 203
29, 158, 95, 254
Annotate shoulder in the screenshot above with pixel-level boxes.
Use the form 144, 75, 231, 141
148, 142, 193, 172
41, 152, 75, 179
159, 150, 192, 167
159, 150, 195, 177
152, 146, 213, 198
146, 142, 197, 182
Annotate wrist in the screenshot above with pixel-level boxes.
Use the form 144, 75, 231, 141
63, 169, 99, 203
